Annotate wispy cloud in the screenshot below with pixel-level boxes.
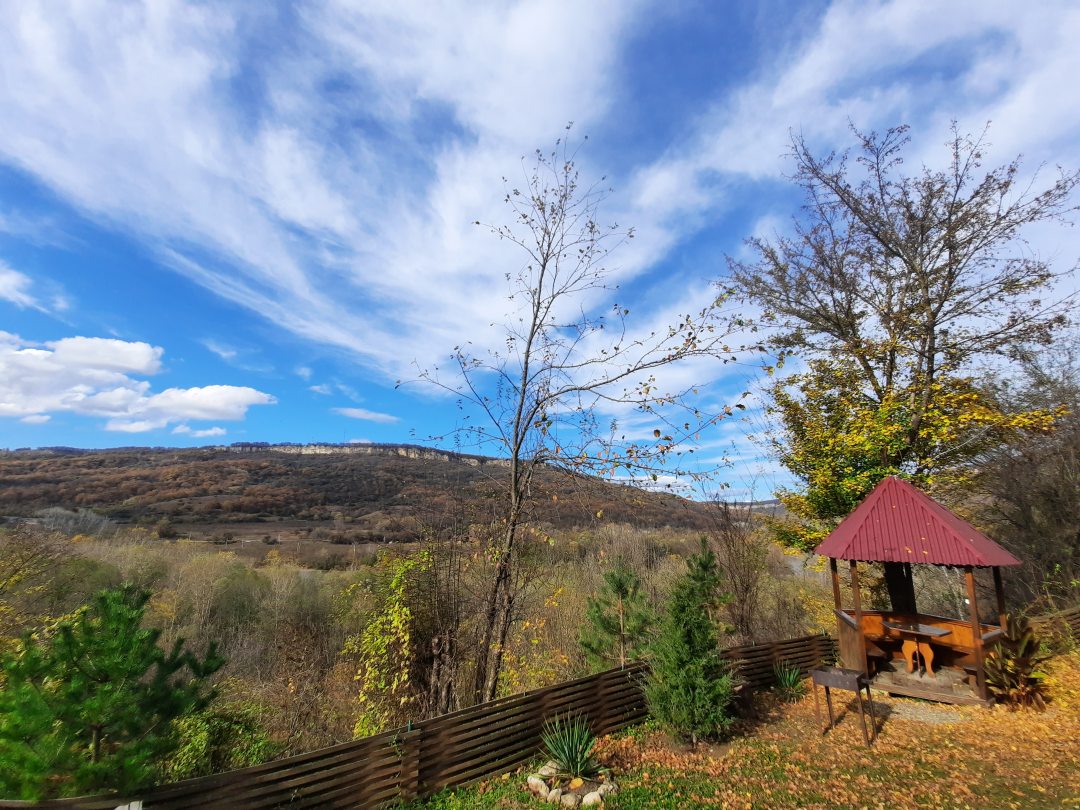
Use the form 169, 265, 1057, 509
201, 339, 238, 362
333, 406, 400, 424
0, 261, 43, 310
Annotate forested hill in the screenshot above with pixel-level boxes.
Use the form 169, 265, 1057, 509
0, 443, 717, 539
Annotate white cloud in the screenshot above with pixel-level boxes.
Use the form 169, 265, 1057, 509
0, 262, 42, 310
173, 424, 227, 437
309, 384, 332, 395
19, 414, 50, 425
0, 331, 275, 431
295, 366, 313, 380
333, 406, 399, 424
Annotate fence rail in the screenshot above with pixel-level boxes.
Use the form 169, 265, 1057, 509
1030, 604, 1080, 641
0, 634, 836, 810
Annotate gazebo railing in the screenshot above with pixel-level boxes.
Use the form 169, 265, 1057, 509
841, 608, 1000, 668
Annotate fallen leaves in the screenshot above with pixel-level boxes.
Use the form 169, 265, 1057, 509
592, 649, 1080, 809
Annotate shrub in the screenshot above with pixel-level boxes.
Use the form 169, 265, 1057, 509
984, 614, 1051, 711
540, 714, 599, 779
164, 703, 279, 781
772, 660, 806, 703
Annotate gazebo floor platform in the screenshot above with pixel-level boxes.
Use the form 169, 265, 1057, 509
870, 663, 991, 707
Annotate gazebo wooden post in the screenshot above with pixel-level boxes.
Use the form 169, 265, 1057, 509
964, 566, 986, 699
992, 566, 1007, 629
849, 560, 867, 675
829, 557, 842, 612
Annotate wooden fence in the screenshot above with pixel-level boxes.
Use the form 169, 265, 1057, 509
0, 634, 835, 810
1030, 604, 1080, 642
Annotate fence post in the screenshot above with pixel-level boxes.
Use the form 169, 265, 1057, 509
399, 726, 422, 803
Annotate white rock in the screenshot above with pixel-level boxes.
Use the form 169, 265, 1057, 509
547, 787, 563, 803
597, 782, 618, 796
538, 762, 559, 778
527, 775, 550, 797
582, 791, 603, 806
560, 792, 581, 808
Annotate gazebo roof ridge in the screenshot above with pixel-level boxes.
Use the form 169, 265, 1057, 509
813, 476, 1020, 568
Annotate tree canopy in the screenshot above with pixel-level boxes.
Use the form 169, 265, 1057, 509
729, 124, 1078, 547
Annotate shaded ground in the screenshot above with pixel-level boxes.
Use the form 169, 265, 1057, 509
413, 650, 1080, 810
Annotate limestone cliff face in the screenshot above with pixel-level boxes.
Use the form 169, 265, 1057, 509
222, 442, 509, 468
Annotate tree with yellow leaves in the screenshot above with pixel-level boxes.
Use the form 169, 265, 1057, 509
729, 123, 1078, 548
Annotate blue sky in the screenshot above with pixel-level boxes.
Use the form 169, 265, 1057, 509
2, 0, 1079, 496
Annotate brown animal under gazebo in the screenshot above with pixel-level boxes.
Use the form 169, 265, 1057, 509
814, 476, 1020, 706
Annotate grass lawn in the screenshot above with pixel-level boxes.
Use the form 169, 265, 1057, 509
408, 650, 1080, 810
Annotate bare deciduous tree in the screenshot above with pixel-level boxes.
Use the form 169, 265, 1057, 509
419, 131, 745, 703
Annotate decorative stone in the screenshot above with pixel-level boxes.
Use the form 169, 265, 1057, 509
546, 787, 563, 803
527, 775, 550, 797
581, 791, 603, 806
538, 761, 559, 778
597, 782, 618, 796
560, 793, 581, 808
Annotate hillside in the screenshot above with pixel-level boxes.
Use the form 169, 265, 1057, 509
0, 443, 717, 541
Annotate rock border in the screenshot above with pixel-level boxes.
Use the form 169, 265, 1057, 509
525, 762, 620, 807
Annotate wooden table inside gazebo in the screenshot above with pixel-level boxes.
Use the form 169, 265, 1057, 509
814, 477, 1021, 706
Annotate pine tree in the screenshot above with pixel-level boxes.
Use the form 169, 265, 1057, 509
645, 539, 737, 746
579, 558, 654, 670
0, 585, 224, 800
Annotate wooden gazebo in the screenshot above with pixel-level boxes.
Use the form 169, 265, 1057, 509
815, 477, 1020, 705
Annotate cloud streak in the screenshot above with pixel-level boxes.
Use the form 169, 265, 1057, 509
333, 407, 400, 424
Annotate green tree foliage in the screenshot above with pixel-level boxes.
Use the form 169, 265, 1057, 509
645, 539, 737, 746
0, 585, 223, 800
342, 553, 430, 737
579, 558, 655, 670
729, 124, 1077, 548
164, 703, 279, 781
764, 359, 1062, 551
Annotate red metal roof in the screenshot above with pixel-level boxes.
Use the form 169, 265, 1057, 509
813, 476, 1021, 567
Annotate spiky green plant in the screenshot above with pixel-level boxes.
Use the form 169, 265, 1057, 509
984, 614, 1051, 711
772, 660, 806, 703
540, 715, 599, 779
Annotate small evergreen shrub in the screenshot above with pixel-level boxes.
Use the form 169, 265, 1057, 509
645, 538, 738, 746
0, 585, 223, 799
579, 557, 655, 670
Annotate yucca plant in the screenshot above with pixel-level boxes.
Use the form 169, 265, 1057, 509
540, 715, 599, 779
772, 660, 806, 703
984, 615, 1051, 711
